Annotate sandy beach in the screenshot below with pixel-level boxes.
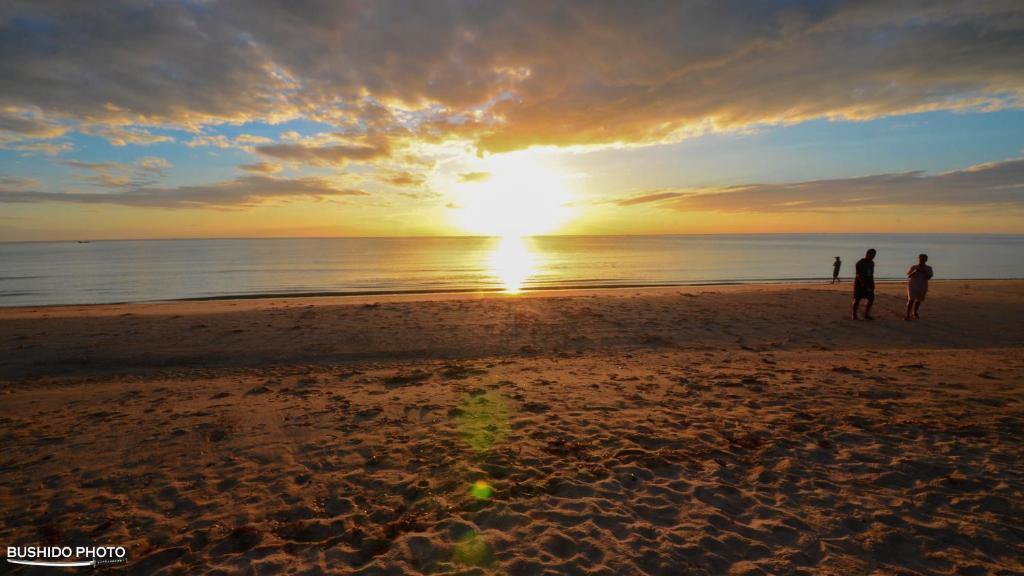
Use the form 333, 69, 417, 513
1, 280, 1022, 575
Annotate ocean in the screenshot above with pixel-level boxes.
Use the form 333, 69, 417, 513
1, 234, 1021, 306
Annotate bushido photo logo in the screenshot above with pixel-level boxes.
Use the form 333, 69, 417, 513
6, 546, 128, 568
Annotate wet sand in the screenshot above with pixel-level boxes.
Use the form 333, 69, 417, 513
1, 280, 1022, 574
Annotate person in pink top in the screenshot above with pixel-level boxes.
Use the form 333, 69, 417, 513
905, 254, 934, 320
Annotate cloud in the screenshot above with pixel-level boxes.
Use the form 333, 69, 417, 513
255, 138, 390, 166
0, 175, 370, 208
61, 156, 173, 188
186, 135, 232, 148
614, 191, 686, 206
614, 158, 1024, 212
0, 107, 71, 153
187, 133, 273, 148
377, 170, 425, 187
79, 125, 173, 146
136, 156, 171, 173
0, 108, 67, 139
1, 140, 72, 155
0, 175, 37, 190
239, 161, 282, 174
0, 2, 1021, 153
397, 190, 442, 201
235, 134, 272, 145
457, 171, 490, 183
60, 160, 119, 171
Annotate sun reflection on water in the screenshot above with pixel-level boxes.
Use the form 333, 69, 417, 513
489, 235, 535, 293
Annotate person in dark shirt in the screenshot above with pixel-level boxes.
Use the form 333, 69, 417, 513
851, 248, 876, 320
905, 253, 934, 320
831, 256, 842, 284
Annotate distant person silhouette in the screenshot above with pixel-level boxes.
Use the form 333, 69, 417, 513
852, 248, 876, 320
832, 256, 842, 284
905, 254, 933, 321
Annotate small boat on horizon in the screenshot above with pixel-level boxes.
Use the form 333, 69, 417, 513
77, 240, 91, 244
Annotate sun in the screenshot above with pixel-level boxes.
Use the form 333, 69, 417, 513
452, 151, 575, 236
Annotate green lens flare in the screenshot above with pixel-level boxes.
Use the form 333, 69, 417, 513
453, 391, 510, 452
471, 480, 493, 500
453, 530, 490, 566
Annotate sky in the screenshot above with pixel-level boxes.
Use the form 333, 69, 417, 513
1, 1, 1023, 241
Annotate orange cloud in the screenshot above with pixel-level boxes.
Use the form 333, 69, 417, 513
614, 159, 1024, 212
377, 170, 426, 187
61, 157, 172, 189
0, 175, 369, 208
239, 161, 282, 174
457, 171, 490, 183
0, 2, 1020, 154
256, 139, 390, 166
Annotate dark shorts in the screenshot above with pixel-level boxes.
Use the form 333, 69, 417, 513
854, 283, 874, 300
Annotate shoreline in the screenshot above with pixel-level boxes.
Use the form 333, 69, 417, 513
2, 280, 1022, 382
3, 277, 1022, 311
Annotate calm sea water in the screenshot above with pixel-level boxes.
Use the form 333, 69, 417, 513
0, 235, 1021, 306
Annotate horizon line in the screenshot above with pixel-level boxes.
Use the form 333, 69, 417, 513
3, 231, 1024, 244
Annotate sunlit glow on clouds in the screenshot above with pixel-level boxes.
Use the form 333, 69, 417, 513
0, 1, 1023, 239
